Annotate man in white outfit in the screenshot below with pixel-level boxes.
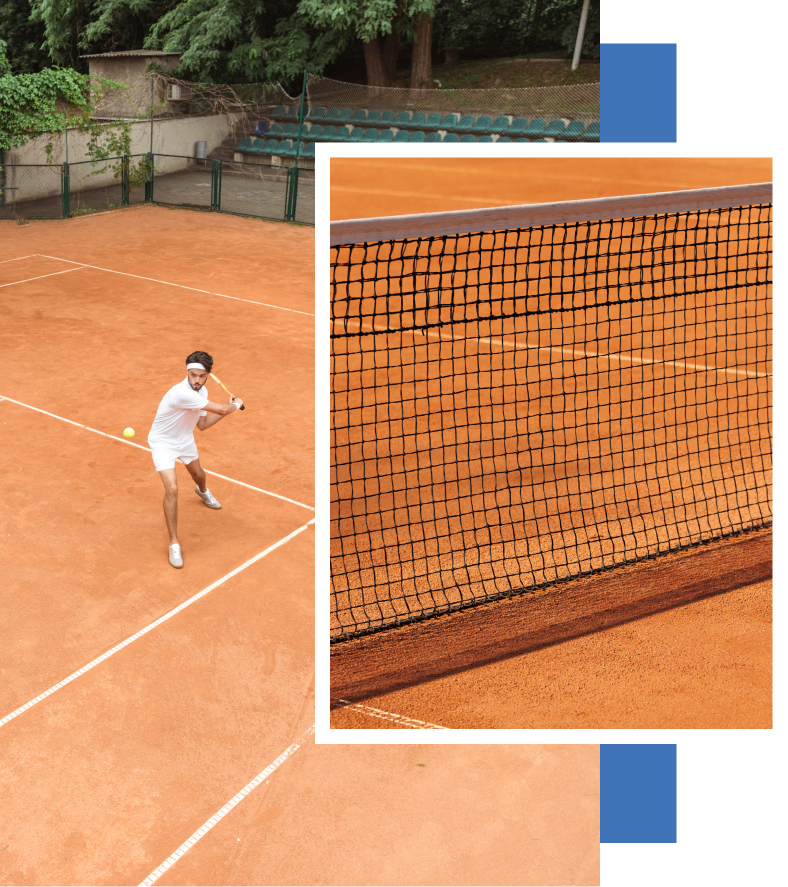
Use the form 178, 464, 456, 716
148, 351, 243, 568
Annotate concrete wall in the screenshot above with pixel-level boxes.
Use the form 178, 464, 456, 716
3, 114, 236, 203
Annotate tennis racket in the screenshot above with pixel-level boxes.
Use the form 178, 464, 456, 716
210, 371, 245, 410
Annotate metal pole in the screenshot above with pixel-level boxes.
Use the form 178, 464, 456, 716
572, 0, 591, 71
150, 74, 154, 155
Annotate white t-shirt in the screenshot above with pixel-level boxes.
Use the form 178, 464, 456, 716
148, 376, 208, 451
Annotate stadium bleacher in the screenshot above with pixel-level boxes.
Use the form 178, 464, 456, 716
234, 105, 599, 161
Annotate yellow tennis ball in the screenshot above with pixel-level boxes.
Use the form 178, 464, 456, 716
123, 428, 135, 439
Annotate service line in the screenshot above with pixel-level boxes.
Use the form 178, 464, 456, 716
0, 266, 85, 288
0, 394, 313, 511
139, 724, 316, 886
34, 253, 315, 317
0, 519, 315, 731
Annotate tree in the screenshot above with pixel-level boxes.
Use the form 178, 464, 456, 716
0, 0, 50, 74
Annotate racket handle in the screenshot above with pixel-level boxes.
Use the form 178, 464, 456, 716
240, 405, 245, 410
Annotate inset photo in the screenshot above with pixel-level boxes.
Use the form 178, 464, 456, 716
327, 158, 772, 731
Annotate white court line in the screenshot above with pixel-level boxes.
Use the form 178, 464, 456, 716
0, 266, 85, 289
140, 724, 315, 886
34, 254, 315, 317
332, 699, 448, 730
0, 254, 38, 264
336, 318, 770, 380
0, 519, 315, 731
0, 394, 313, 512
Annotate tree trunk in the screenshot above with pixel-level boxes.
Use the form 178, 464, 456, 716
409, 14, 434, 90
383, 30, 401, 85
363, 37, 388, 87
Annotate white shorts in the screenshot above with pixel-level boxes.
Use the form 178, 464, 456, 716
150, 447, 199, 473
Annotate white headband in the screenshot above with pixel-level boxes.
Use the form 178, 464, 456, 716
187, 362, 207, 371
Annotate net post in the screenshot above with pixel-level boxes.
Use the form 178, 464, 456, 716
62, 161, 70, 219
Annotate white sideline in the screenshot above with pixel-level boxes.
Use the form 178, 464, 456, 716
0, 266, 84, 288
139, 724, 316, 886
0, 255, 38, 264
332, 699, 448, 730
34, 253, 316, 317
0, 519, 315, 731
0, 394, 313, 511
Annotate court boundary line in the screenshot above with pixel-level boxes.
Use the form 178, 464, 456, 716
33, 253, 315, 317
331, 698, 448, 729
0, 255, 38, 264
0, 395, 314, 511
0, 266, 85, 289
139, 724, 316, 886
0, 518, 315, 731
334, 318, 770, 381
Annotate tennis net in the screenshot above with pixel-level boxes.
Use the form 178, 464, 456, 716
330, 184, 772, 642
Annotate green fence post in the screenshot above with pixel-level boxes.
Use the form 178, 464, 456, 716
0, 149, 5, 209
121, 154, 129, 206
286, 166, 300, 222
212, 160, 222, 212
295, 69, 307, 167
62, 162, 70, 219
145, 153, 154, 202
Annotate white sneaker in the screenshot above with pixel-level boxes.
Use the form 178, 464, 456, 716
195, 486, 221, 509
169, 543, 183, 568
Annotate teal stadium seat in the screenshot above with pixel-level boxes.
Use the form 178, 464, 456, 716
508, 117, 529, 136
284, 107, 299, 120
477, 135, 494, 142
303, 142, 316, 157
490, 116, 510, 133
393, 130, 411, 142
496, 135, 512, 142
424, 112, 443, 130
237, 137, 253, 151
334, 126, 351, 140
378, 129, 394, 142
425, 132, 442, 142
409, 131, 426, 142
268, 123, 283, 136
394, 111, 411, 126
347, 127, 365, 142
362, 128, 380, 141
351, 109, 367, 123
525, 118, 546, 136
409, 112, 427, 129
306, 107, 325, 121
533, 139, 548, 142
443, 132, 459, 142
380, 110, 395, 125
250, 137, 267, 152
563, 121, 585, 139
271, 105, 288, 120
305, 124, 323, 141
282, 122, 296, 137
274, 139, 292, 154
366, 110, 381, 125
321, 125, 337, 141
261, 139, 278, 154
441, 113, 459, 130
459, 133, 476, 142
323, 108, 341, 123
471, 115, 492, 133
544, 120, 566, 137
337, 109, 353, 125
581, 122, 600, 141
456, 114, 475, 132
515, 137, 529, 143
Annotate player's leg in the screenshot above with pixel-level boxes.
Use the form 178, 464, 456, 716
158, 467, 180, 545
184, 456, 222, 509
184, 456, 207, 493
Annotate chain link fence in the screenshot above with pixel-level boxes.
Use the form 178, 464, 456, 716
0, 153, 313, 224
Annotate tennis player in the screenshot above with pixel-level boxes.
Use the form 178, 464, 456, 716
148, 351, 243, 568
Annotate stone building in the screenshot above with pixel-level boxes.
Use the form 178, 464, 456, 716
80, 50, 182, 119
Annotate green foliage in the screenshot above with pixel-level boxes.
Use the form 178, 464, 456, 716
560, 0, 600, 59
0, 0, 50, 74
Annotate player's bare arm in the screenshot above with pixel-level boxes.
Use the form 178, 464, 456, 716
197, 398, 244, 430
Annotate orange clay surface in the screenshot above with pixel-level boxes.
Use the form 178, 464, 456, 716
1, 206, 600, 886
329, 157, 772, 730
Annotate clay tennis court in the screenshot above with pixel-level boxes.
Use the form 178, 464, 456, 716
1, 205, 600, 885
329, 158, 772, 730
